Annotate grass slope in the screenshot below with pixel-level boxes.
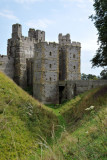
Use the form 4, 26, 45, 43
0, 72, 58, 160
42, 86, 107, 160
0, 71, 107, 160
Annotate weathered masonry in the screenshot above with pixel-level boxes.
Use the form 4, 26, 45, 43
33, 33, 81, 104
0, 23, 107, 104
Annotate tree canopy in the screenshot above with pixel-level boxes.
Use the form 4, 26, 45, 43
100, 69, 107, 79
90, 0, 107, 67
81, 73, 99, 80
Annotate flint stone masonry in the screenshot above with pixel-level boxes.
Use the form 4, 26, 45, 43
67, 80, 107, 100
7, 23, 45, 88
33, 42, 59, 104
0, 23, 107, 104
0, 55, 14, 78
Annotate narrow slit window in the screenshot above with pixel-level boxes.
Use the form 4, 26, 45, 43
50, 77, 51, 81
74, 66, 76, 69
73, 54, 75, 58
50, 64, 52, 68
50, 52, 52, 56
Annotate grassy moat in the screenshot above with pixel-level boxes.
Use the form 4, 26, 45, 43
0, 71, 107, 160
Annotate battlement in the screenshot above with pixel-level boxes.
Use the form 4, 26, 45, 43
59, 33, 71, 45
71, 41, 81, 47
21, 36, 37, 43
35, 41, 59, 48
28, 28, 45, 42
3, 23, 82, 104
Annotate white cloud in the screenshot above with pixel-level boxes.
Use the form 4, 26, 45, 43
14, 0, 43, 3
26, 19, 55, 29
81, 39, 98, 53
0, 10, 19, 21
60, 0, 93, 12
61, 0, 93, 3
61, 0, 84, 3
88, 0, 93, 3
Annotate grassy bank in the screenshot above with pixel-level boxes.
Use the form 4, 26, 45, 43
0, 71, 107, 160
42, 86, 107, 160
0, 72, 58, 160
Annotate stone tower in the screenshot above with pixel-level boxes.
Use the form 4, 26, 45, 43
33, 34, 81, 104
0, 23, 81, 104
33, 42, 59, 104
7, 23, 45, 88
58, 34, 81, 81
28, 29, 45, 42
1, 24, 107, 105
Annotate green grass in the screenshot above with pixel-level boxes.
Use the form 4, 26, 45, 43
0, 71, 107, 160
0, 71, 58, 160
41, 86, 107, 160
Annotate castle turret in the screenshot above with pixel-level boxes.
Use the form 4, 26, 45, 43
28, 29, 45, 42
12, 23, 22, 39
33, 42, 59, 104
59, 33, 71, 45
28, 29, 36, 39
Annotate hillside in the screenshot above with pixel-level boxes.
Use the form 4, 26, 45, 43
0, 71, 107, 160
42, 86, 107, 160
0, 71, 58, 160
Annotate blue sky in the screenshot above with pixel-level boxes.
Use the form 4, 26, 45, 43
0, 0, 103, 75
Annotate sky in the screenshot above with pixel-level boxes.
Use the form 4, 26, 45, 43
0, 0, 103, 75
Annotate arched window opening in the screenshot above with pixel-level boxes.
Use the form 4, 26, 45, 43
50, 52, 52, 56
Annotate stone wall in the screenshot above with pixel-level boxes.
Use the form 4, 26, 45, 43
0, 55, 14, 78
67, 42, 81, 80
67, 80, 107, 100
33, 42, 59, 104
7, 23, 46, 88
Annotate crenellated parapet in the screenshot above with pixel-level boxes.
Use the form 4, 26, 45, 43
1, 23, 82, 104
28, 28, 45, 42
71, 41, 81, 47
59, 33, 71, 45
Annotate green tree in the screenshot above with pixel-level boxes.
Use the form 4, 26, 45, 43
100, 69, 107, 79
81, 73, 99, 80
90, 0, 107, 67
81, 73, 88, 80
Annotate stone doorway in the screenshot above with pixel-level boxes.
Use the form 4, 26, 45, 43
59, 86, 65, 104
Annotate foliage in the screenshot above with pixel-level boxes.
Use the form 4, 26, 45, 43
0, 71, 58, 160
100, 69, 107, 79
90, 0, 107, 67
37, 86, 107, 160
81, 73, 99, 80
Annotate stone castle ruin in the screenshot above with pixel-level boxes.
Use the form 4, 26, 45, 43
0, 24, 107, 104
